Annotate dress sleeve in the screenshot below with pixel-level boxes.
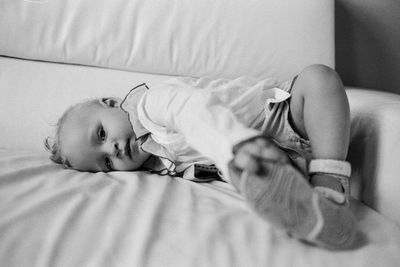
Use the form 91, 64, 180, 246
136, 82, 260, 174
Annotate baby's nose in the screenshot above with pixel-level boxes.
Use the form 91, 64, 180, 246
105, 142, 120, 157
110, 141, 126, 158
114, 142, 120, 154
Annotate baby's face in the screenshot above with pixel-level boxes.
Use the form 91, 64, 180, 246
60, 99, 150, 172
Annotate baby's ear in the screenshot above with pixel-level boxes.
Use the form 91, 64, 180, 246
99, 97, 121, 108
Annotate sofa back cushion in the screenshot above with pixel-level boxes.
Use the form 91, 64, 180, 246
0, 0, 334, 81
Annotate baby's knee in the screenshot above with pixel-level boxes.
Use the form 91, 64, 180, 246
299, 64, 344, 95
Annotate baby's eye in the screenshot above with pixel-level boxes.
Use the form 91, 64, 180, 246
104, 157, 113, 171
98, 126, 106, 142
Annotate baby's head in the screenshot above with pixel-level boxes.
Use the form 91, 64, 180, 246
45, 98, 150, 172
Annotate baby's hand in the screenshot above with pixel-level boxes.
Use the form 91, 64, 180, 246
232, 136, 289, 174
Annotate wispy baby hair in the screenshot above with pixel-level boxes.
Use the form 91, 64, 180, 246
44, 99, 99, 167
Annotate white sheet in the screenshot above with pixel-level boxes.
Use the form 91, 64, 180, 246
1, 149, 399, 267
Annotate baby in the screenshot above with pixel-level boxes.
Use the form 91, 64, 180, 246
46, 64, 357, 249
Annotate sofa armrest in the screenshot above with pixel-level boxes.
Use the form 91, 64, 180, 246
346, 88, 400, 225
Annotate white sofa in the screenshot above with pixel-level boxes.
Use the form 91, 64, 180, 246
1, 0, 400, 266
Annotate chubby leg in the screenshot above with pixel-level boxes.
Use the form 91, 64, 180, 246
289, 64, 350, 160
289, 64, 351, 195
